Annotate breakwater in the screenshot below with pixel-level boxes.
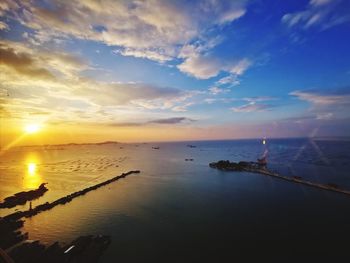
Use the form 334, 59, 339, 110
4, 170, 140, 221
0, 170, 140, 252
210, 160, 350, 196
0, 183, 48, 209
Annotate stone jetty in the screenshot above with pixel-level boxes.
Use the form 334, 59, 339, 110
0, 183, 48, 209
2, 170, 140, 221
209, 160, 350, 196
0, 170, 140, 262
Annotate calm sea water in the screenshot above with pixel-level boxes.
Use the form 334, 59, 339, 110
1, 138, 350, 261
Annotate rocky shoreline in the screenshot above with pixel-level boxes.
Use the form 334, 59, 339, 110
0, 170, 140, 262
0, 183, 48, 209
209, 160, 350, 196
6, 235, 111, 263
4, 170, 140, 221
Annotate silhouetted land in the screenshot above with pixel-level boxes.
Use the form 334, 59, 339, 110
6, 235, 111, 263
210, 160, 350, 196
0, 170, 140, 262
0, 183, 48, 209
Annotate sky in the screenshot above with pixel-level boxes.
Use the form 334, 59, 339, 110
0, 0, 350, 146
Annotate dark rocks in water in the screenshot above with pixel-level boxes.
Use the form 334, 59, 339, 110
186, 144, 196, 148
209, 160, 350, 197
7, 235, 111, 263
209, 160, 260, 171
2, 171, 141, 221
0, 183, 48, 209
0, 170, 137, 262
327, 183, 339, 189
0, 217, 27, 250
152, 147, 160, 150
185, 158, 194, 161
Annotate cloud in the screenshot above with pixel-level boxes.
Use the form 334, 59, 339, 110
0, 39, 201, 127
172, 102, 195, 112
243, 96, 277, 103
0, 42, 54, 80
2, 0, 252, 83
282, 0, 350, 30
109, 117, 195, 127
2, 0, 247, 62
74, 82, 185, 107
113, 47, 172, 62
149, 117, 194, 124
178, 54, 222, 79
0, 21, 9, 30
231, 103, 275, 113
230, 96, 278, 113
0, 40, 88, 83
204, 98, 236, 104
208, 87, 229, 95
229, 58, 251, 75
216, 74, 240, 87
290, 88, 350, 120
290, 89, 350, 106
177, 43, 252, 79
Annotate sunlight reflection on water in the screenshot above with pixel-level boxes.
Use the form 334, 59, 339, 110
23, 153, 43, 190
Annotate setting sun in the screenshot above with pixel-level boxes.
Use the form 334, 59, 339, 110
25, 124, 41, 134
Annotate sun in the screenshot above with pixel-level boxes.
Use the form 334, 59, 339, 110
25, 124, 41, 134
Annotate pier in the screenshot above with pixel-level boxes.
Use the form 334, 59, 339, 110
209, 160, 350, 196
0, 170, 140, 261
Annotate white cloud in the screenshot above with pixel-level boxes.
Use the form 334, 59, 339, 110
113, 47, 173, 62
2, 0, 247, 62
208, 87, 229, 95
231, 102, 273, 113
290, 90, 350, 105
178, 56, 252, 79
0, 40, 200, 124
310, 0, 333, 7
230, 96, 277, 113
216, 75, 240, 87
177, 54, 222, 79
0, 21, 9, 30
229, 58, 251, 75
290, 89, 350, 120
177, 43, 252, 79
243, 96, 277, 103
282, 0, 350, 30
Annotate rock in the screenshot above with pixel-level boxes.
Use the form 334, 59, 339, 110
0, 217, 26, 249
3, 170, 141, 222
7, 235, 111, 263
0, 183, 48, 209
209, 160, 350, 197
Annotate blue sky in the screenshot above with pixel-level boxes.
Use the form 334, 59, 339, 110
0, 0, 350, 143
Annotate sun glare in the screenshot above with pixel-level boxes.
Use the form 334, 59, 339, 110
25, 124, 40, 134
27, 163, 37, 175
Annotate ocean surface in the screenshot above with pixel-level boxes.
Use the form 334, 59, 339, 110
1, 138, 350, 261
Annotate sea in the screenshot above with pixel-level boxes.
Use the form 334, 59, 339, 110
1, 138, 350, 261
